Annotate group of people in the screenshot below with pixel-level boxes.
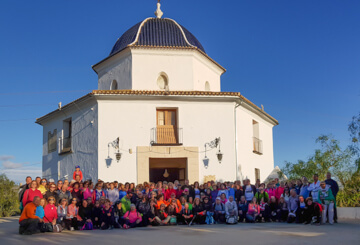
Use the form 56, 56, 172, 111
18, 166, 339, 235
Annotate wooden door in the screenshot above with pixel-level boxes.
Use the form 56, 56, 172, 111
157, 109, 177, 144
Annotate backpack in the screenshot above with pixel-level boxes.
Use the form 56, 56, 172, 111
169, 216, 177, 225
226, 216, 237, 224
81, 221, 94, 230
205, 213, 214, 225
40, 223, 53, 232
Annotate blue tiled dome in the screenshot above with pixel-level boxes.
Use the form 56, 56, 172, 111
109, 18, 205, 56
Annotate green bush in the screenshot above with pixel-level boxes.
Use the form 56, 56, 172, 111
0, 174, 20, 217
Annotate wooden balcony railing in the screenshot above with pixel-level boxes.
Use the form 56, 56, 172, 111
151, 127, 183, 145
253, 137, 263, 155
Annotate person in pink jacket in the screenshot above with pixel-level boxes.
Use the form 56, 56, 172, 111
122, 204, 142, 229
82, 181, 93, 201
265, 183, 276, 200
66, 198, 82, 230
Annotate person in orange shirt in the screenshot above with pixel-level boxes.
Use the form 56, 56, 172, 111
155, 194, 169, 210
19, 196, 43, 235
168, 193, 182, 212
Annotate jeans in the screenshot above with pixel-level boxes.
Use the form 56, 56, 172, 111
322, 203, 334, 224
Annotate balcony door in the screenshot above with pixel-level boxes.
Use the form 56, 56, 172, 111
157, 109, 177, 144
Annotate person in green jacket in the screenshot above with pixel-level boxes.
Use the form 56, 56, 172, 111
254, 187, 269, 204
121, 191, 133, 214
317, 181, 335, 224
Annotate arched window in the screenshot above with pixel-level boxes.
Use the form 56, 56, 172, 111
110, 80, 118, 90
157, 72, 169, 90
205, 81, 210, 91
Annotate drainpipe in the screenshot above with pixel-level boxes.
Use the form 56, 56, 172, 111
234, 99, 243, 181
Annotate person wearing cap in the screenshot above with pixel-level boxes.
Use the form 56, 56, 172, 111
120, 190, 133, 214
73, 166, 83, 182
317, 181, 335, 224
122, 204, 142, 229
213, 197, 226, 223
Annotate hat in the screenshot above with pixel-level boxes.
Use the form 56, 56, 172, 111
75, 165, 80, 169
216, 197, 221, 200
130, 204, 136, 208
49, 178, 55, 183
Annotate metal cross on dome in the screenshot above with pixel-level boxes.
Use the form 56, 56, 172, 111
155, 0, 164, 19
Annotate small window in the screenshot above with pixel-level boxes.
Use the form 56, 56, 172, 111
61, 118, 72, 154
253, 120, 263, 154
205, 81, 210, 91
48, 129, 57, 153
255, 168, 260, 182
110, 80, 118, 90
157, 73, 169, 90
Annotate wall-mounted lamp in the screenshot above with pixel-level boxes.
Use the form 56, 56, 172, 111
203, 137, 223, 167
108, 137, 121, 166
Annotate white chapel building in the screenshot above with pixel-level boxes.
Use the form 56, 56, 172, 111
36, 3, 278, 184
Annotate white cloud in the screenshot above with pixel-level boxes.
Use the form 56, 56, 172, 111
0, 155, 41, 184
0, 155, 15, 161
2, 168, 42, 184
2, 161, 23, 169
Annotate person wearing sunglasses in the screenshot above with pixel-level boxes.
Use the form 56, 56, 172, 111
38, 178, 48, 195
44, 197, 58, 226
66, 198, 82, 230
44, 183, 59, 204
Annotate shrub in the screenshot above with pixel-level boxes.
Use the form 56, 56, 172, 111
0, 174, 20, 217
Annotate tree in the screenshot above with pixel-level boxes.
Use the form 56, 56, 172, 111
0, 174, 20, 217
281, 112, 360, 207
282, 135, 352, 181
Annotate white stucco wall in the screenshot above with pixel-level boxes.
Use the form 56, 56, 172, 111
96, 49, 132, 90
41, 99, 99, 182
40, 95, 276, 184
236, 105, 275, 183
96, 96, 275, 184
95, 49, 223, 92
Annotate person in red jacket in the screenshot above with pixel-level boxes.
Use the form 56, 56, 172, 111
22, 180, 43, 208
44, 197, 58, 225
165, 183, 177, 200
73, 166, 83, 181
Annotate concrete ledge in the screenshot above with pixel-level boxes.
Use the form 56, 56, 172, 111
337, 207, 360, 219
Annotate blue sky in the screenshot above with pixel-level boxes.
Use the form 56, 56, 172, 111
0, 0, 359, 183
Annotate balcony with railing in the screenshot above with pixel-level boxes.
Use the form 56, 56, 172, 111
151, 127, 183, 145
253, 137, 263, 155
59, 137, 72, 154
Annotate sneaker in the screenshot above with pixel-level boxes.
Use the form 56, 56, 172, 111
70, 227, 75, 231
